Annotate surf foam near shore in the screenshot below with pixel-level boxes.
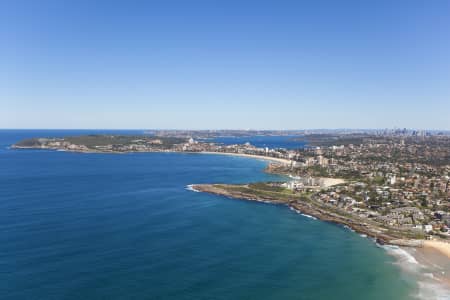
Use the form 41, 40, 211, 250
289, 206, 318, 220
382, 244, 450, 300
185, 184, 200, 192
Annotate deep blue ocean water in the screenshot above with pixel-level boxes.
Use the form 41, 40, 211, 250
0, 130, 417, 299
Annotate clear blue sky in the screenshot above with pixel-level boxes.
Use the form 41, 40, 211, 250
1, 0, 449, 130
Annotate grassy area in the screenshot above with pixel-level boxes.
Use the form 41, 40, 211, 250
213, 182, 425, 240
14, 138, 43, 147
15, 135, 187, 149
216, 182, 307, 203
65, 135, 186, 147
248, 182, 286, 192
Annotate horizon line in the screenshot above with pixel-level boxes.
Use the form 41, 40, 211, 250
1, 128, 450, 132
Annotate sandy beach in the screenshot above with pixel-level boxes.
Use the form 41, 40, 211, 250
199, 151, 293, 165
424, 240, 450, 259
402, 242, 450, 298
199, 152, 346, 188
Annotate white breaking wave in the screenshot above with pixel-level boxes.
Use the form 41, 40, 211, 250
382, 245, 419, 265
289, 207, 317, 220
301, 213, 317, 220
342, 225, 355, 233
185, 184, 200, 192
382, 245, 450, 300
255, 199, 271, 204
416, 281, 450, 300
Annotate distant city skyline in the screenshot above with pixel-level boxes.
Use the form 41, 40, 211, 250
2, 0, 450, 130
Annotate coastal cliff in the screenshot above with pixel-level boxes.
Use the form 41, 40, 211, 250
191, 183, 425, 247
13, 133, 447, 250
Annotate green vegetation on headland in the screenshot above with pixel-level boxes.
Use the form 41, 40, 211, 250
193, 182, 425, 246
13, 135, 188, 152
13, 132, 450, 247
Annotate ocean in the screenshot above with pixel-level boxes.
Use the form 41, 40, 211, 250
0, 130, 425, 299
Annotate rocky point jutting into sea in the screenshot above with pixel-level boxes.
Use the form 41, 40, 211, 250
10, 131, 450, 299
12, 133, 450, 250
190, 183, 424, 247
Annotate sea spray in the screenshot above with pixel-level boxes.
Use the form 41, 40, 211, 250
289, 206, 318, 220
383, 245, 450, 300
382, 245, 419, 266
185, 184, 200, 192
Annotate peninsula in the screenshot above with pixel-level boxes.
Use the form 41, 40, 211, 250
13, 132, 450, 254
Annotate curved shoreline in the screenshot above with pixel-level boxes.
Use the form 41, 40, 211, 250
189, 183, 450, 299
14, 141, 450, 299
424, 240, 450, 258
196, 151, 293, 165
190, 183, 420, 245
13, 144, 294, 165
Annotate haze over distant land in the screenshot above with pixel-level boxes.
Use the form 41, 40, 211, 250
1, 0, 449, 129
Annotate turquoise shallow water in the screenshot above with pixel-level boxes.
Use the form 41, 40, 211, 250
0, 130, 417, 299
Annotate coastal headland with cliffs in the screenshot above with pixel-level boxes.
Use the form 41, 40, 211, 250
11, 130, 450, 296
13, 132, 450, 250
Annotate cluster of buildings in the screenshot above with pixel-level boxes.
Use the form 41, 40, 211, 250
17, 133, 450, 239
183, 135, 450, 237
288, 136, 450, 237
282, 176, 325, 190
